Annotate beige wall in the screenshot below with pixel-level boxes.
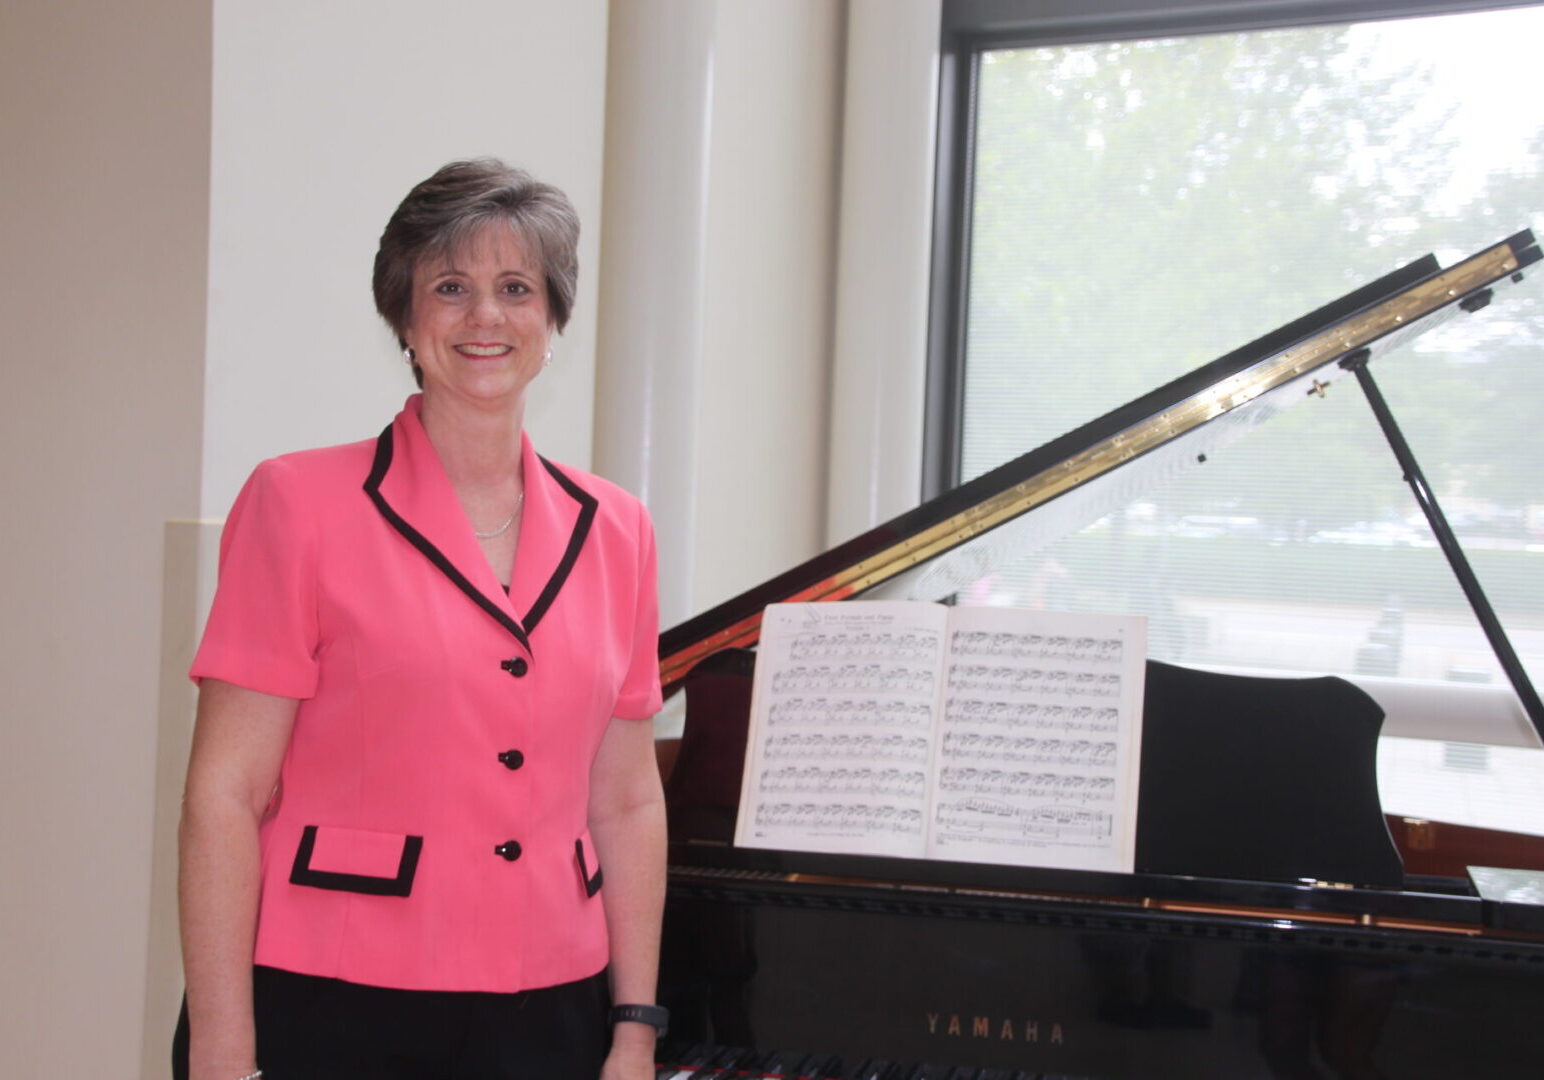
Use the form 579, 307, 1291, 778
0, 1, 212, 1077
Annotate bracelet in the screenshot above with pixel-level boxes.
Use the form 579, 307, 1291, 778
608, 1002, 669, 1037
234, 1071, 262, 1080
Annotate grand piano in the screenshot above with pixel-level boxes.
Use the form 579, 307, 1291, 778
652, 232, 1544, 1078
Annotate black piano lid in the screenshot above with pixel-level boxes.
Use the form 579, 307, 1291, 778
659, 230, 1540, 686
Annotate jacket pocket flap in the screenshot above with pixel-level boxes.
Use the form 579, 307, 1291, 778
290, 825, 422, 897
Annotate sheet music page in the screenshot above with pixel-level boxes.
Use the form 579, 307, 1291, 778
928, 607, 1147, 872
733, 602, 948, 857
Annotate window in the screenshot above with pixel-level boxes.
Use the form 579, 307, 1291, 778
931, 0, 1544, 830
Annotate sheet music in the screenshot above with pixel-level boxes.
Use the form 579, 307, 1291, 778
734, 601, 1145, 873
734, 603, 947, 857
929, 607, 1145, 872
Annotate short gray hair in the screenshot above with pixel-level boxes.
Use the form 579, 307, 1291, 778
373, 159, 580, 352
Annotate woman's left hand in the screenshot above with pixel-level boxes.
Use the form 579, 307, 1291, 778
599, 1032, 657, 1080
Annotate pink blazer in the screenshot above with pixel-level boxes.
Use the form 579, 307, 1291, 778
191, 395, 662, 992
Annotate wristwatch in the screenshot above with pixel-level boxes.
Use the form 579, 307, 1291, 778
608, 1003, 670, 1037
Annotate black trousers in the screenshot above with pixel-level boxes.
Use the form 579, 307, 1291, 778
173, 965, 611, 1080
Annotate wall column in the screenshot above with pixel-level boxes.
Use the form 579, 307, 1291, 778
826, 0, 942, 545
595, 0, 846, 631
593, 0, 718, 628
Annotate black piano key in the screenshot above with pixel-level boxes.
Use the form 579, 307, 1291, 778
725, 1046, 777, 1076
756, 1049, 817, 1076
793, 1051, 839, 1077
839, 1059, 902, 1080
723, 1048, 772, 1077
656, 1042, 715, 1079
730, 1050, 769, 1076
797, 1054, 844, 1079
774, 1055, 813, 1078
680, 1044, 718, 1063
903, 1066, 958, 1080
764, 1053, 808, 1079
686, 1045, 744, 1078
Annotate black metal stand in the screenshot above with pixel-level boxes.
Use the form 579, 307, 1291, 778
1339, 348, 1544, 742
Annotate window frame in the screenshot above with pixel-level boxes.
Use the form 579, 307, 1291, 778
925, 0, 1544, 499
922, 0, 1544, 748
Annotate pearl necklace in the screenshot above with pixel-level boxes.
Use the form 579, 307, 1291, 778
474, 492, 524, 540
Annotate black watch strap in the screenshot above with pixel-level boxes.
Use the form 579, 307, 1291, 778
608, 1003, 669, 1037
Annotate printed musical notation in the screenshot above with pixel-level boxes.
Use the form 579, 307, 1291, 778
761, 732, 931, 763
934, 798, 1113, 843
734, 602, 1146, 872
736, 604, 944, 855
790, 630, 937, 662
755, 802, 924, 836
758, 765, 927, 797
937, 766, 1116, 801
768, 698, 932, 728
946, 665, 1122, 697
951, 631, 1124, 664
941, 700, 1119, 732
773, 664, 935, 695
940, 733, 1118, 767
934, 607, 1140, 865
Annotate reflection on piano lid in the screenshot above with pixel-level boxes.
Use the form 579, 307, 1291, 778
659, 230, 1540, 712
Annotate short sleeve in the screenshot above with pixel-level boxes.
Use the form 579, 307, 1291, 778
611, 500, 664, 720
190, 458, 321, 699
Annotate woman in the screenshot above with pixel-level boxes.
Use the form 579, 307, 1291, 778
177, 159, 667, 1080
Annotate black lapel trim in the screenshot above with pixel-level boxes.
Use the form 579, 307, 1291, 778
364, 424, 532, 654
575, 837, 604, 897
523, 456, 598, 634
289, 825, 423, 898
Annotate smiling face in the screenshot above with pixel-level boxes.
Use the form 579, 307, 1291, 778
403, 222, 553, 409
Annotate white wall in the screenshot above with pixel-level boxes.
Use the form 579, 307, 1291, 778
0, 2, 211, 1077
203, 0, 611, 516
1, 1, 615, 1076
146, 2, 617, 1073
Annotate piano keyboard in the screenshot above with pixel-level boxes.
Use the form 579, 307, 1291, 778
656, 1044, 1102, 1079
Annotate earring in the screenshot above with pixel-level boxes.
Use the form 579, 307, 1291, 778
543, 347, 553, 368
403, 345, 416, 365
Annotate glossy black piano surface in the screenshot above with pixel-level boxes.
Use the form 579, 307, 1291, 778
656, 235, 1544, 1079
660, 659, 1544, 1079
656, 1042, 1100, 1078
